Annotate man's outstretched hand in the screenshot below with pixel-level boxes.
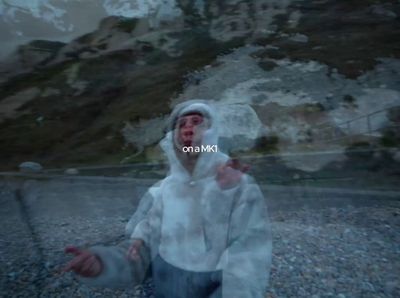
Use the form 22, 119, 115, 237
63, 246, 103, 277
127, 239, 144, 261
217, 158, 250, 189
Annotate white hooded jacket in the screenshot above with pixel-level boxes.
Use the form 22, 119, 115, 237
130, 100, 272, 297
80, 100, 272, 298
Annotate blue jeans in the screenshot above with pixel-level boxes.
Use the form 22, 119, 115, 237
152, 254, 222, 298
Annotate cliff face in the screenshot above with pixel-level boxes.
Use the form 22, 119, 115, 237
0, 0, 399, 171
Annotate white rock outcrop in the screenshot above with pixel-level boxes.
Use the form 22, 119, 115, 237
19, 161, 43, 173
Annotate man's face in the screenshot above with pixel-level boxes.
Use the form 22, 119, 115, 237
176, 113, 205, 147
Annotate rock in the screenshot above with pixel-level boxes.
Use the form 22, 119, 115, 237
329, 88, 400, 136
384, 281, 398, 293
19, 161, 43, 173
288, 33, 309, 43
0, 87, 41, 123
217, 103, 264, 152
1, 0, 400, 176
41, 87, 61, 98
122, 116, 168, 154
372, 151, 382, 160
392, 149, 400, 162
7, 272, 17, 279
361, 281, 375, 292
36, 116, 44, 125
64, 168, 79, 175
136, 60, 147, 66
258, 60, 278, 71
370, 5, 397, 18
298, 287, 306, 296
17, 40, 65, 68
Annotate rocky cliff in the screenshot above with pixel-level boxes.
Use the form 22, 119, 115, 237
0, 0, 399, 172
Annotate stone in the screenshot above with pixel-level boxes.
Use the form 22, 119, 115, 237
258, 60, 278, 71
136, 60, 147, 66
0, 87, 41, 123
371, 5, 397, 18
41, 87, 61, 97
361, 281, 375, 291
289, 33, 309, 43
384, 281, 398, 293
392, 149, 400, 163
293, 173, 301, 180
121, 116, 168, 154
64, 168, 79, 175
19, 161, 43, 173
217, 103, 264, 152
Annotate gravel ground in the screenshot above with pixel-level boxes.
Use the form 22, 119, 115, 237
267, 205, 400, 298
1, 181, 399, 297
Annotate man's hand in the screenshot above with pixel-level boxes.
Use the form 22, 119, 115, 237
63, 246, 103, 277
217, 158, 250, 189
127, 239, 144, 261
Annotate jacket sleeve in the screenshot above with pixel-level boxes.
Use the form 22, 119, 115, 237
130, 189, 163, 249
76, 187, 160, 289
77, 239, 151, 289
218, 176, 272, 298
125, 188, 158, 236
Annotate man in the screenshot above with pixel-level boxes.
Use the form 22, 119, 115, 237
64, 100, 272, 297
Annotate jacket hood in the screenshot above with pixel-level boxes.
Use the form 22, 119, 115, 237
160, 100, 228, 180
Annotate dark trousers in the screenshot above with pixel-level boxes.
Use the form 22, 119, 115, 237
152, 254, 222, 298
